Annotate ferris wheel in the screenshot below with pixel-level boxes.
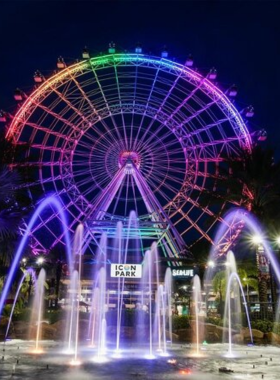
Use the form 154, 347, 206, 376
4, 45, 253, 257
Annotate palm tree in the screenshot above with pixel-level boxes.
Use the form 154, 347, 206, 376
212, 265, 258, 316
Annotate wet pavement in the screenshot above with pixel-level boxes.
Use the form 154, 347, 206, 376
0, 340, 279, 379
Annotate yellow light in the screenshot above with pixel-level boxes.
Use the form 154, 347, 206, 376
207, 260, 215, 268
252, 235, 262, 245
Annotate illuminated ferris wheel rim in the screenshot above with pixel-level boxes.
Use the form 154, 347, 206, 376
7, 53, 251, 150
5, 52, 253, 255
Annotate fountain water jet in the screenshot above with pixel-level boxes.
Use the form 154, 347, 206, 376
88, 233, 107, 346
5, 268, 37, 341
223, 251, 242, 343
97, 267, 107, 358
71, 224, 84, 365
0, 195, 73, 319
164, 268, 172, 347
192, 275, 204, 356
209, 209, 280, 285
30, 268, 46, 353
225, 272, 253, 357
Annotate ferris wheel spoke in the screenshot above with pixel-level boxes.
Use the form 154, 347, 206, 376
111, 177, 125, 216
75, 174, 105, 193
31, 197, 71, 234
82, 176, 110, 198
145, 81, 228, 151
157, 78, 206, 131
135, 68, 185, 149
184, 115, 238, 140
144, 172, 179, 199
48, 81, 91, 125
17, 174, 62, 189
178, 100, 219, 133
64, 65, 115, 138
146, 177, 177, 205
177, 210, 214, 244
113, 65, 129, 147
130, 175, 139, 216
129, 65, 139, 149
195, 169, 228, 181
89, 62, 124, 143
168, 193, 224, 223
123, 174, 130, 216
30, 98, 81, 132
137, 128, 179, 153
21, 120, 72, 141
66, 67, 98, 113
49, 209, 86, 250
29, 144, 65, 153
132, 66, 162, 150
188, 137, 240, 152
10, 161, 61, 168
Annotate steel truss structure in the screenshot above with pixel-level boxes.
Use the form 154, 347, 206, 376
6, 53, 252, 257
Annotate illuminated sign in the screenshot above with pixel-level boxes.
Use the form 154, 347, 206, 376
110, 264, 142, 278
171, 268, 194, 278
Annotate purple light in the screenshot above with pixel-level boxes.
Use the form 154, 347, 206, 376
210, 209, 280, 285
0, 195, 72, 318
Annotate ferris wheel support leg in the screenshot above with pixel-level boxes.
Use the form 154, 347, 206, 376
132, 167, 187, 258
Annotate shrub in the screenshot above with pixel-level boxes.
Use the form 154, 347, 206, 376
46, 309, 66, 324
172, 315, 190, 330
205, 316, 223, 326
13, 308, 32, 322
251, 319, 273, 333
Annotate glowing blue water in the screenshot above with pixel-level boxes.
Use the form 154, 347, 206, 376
211, 209, 280, 284
0, 195, 73, 319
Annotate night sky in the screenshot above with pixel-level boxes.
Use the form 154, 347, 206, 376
1, 0, 280, 158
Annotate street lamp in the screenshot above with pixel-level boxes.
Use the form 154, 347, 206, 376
207, 260, 215, 268
252, 234, 263, 245
21, 257, 27, 267
252, 234, 270, 318
37, 257, 44, 265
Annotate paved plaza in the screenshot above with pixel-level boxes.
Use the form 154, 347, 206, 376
0, 340, 279, 379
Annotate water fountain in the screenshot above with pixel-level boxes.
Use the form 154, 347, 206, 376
70, 224, 84, 365
30, 268, 46, 353
225, 271, 253, 357
209, 209, 280, 285
223, 251, 242, 343
5, 268, 37, 341
1, 196, 280, 379
164, 268, 172, 347
0, 196, 73, 318
192, 274, 204, 356
67, 270, 79, 355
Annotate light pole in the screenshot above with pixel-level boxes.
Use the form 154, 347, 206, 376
269, 236, 280, 315
252, 234, 270, 319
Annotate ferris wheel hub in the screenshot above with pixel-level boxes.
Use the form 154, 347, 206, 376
119, 151, 140, 173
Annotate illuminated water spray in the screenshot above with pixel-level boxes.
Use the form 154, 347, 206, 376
0, 195, 73, 319
5, 268, 37, 341
225, 272, 253, 357
30, 268, 46, 353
